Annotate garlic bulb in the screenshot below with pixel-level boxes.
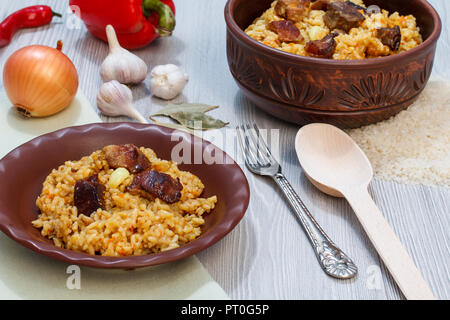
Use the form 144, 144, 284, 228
100, 25, 148, 84
149, 64, 188, 100
97, 80, 147, 123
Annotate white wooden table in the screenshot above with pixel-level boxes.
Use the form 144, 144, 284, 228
0, 0, 448, 300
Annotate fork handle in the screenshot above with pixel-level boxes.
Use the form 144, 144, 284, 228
273, 173, 357, 279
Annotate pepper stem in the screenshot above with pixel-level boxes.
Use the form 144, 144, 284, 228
56, 40, 63, 51
51, 10, 62, 18
142, 0, 176, 37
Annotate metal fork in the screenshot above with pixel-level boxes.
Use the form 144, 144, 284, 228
236, 124, 357, 279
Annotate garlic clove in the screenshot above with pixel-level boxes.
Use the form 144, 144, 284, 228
97, 80, 132, 116
149, 64, 189, 100
97, 80, 148, 124
100, 25, 148, 84
108, 168, 130, 189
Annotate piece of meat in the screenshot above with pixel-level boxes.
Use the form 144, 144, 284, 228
310, 0, 331, 11
275, 0, 310, 22
345, 0, 367, 13
127, 170, 183, 204
103, 144, 151, 174
311, 0, 366, 12
268, 20, 303, 42
377, 26, 401, 51
74, 174, 105, 216
323, 1, 365, 32
305, 32, 338, 58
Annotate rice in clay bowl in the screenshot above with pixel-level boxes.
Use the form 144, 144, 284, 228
225, 0, 442, 128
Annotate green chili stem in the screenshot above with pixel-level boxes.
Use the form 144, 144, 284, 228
142, 0, 176, 36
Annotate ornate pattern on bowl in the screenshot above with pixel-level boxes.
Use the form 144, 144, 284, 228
225, 0, 441, 128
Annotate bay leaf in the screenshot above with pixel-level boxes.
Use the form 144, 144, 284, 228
151, 103, 219, 117
169, 111, 229, 130
150, 103, 228, 131
150, 118, 200, 136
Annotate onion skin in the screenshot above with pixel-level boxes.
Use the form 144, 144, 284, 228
3, 42, 79, 117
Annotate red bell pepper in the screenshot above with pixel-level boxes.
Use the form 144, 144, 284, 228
69, 0, 175, 50
0, 6, 61, 47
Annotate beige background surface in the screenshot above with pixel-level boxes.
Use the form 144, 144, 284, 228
0, 0, 448, 299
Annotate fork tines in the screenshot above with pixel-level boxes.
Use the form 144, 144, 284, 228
236, 124, 278, 170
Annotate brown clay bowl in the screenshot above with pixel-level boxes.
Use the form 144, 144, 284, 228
0, 123, 250, 269
225, 0, 442, 128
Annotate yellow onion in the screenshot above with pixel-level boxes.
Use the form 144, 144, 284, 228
3, 40, 78, 117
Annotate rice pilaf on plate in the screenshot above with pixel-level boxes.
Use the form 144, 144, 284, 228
32, 145, 217, 257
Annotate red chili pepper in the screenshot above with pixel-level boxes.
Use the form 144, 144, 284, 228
0, 5, 61, 48
69, 0, 176, 50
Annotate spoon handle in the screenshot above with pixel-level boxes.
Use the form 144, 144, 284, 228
273, 173, 357, 279
343, 187, 435, 300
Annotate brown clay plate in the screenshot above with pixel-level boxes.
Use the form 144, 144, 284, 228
0, 122, 250, 269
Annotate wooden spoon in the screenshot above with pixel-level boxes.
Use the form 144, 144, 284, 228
295, 123, 435, 300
